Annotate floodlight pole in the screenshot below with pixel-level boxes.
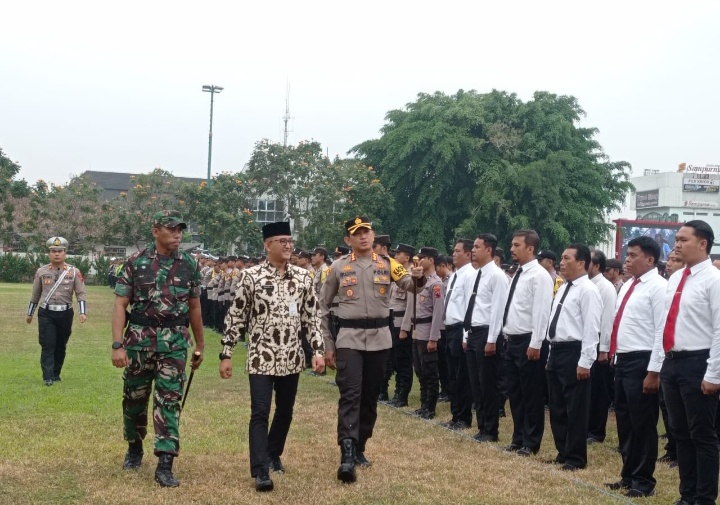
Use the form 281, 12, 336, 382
202, 84, 223, 187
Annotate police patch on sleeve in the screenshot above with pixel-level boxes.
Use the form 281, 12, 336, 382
389, 257, 407, 282
433, 285, 442, 298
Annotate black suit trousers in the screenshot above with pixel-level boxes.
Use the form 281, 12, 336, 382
445, 324, 472, 425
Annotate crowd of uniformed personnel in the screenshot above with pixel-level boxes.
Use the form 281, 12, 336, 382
26, 213, 720, 503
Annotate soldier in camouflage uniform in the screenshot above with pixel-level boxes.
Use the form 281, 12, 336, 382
111, 210, 205, 488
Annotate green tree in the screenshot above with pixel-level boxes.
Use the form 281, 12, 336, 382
353, 90, 633, 254
0, 148, 31, 248
184, 172, 263, 255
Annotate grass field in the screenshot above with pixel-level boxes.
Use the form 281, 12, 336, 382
0, 283, 682, 504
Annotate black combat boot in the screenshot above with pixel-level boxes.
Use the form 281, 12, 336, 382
337, 439, 356, 483
389, 393, 408, 408
154, 453, 180, 487
123, 440, 144, 470
355, 441, 372, 468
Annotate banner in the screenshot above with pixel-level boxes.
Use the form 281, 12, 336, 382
683, 200, 720, 209
678, 163, 720, 175
636, 189, 659, 209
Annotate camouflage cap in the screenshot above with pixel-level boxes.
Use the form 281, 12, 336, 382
46, 236, 69, 250
153, 210, 187, 230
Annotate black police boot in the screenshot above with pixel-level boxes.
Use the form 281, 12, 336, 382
355, 441, 372, 468
378, 391, 389, 402
154, 453, 180, 487
389, 393, 408, 408
123, 440, 144, 470
337, 439, 357, 483
255, 468, 274, 492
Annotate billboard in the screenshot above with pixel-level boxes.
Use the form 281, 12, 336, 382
613, 219, 684, 262
678, 163, 720, 175
683, 173, 720, 193
635, 189, 659, 209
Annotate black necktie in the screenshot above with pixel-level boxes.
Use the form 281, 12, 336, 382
443, 273, 458, 322
502, 266, 523, 328
463, 268, 483, 331
547, 281, 573, 340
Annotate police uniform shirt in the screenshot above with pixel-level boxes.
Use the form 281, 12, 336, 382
389, 280, 410, 329
400, 291, 415, 332
659, 259, 720, 383
614, 268, 667, 372
590, 273, 617, 352
319, 252, 423, 352
545, 274, 602, 370
30, 263, 87, 309
313, 264, 330, 295
443, 263, 475, 326
462, 261, 509, 343
413, 272, 444, 341
502, 259, 554, 350
221, 262, 324, 376
207, 270, 220, 300
200, 265, 212, 288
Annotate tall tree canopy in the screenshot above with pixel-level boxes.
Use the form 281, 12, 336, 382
352, 90, 633, 254
0, 148, 31, 247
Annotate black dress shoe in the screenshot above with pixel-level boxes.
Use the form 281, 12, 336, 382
440, 420, 458, 429
672, 499, 693, 505
255, 469, 274, 492
418, 410, 435, 420
452, 420, 470, 430
268, 456, 284, 473
53, 376, 62, 382
388, 398, 408, 408
438, 393, 450, 402
553, 454, 566, 464
503, 443, 522, 452
658, 453, 677, 463
560, 463, 582, 471
605, 480, 629, 491
517, 446, 537, 457
626, 488, 654, 498
474, 434, 498, 443
44, 379, 53, 386
414, 407, 428, 416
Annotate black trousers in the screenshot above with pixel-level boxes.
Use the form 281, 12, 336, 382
661, 351, 718, 505
382, 327, 413, 399
445, 324, 473, 425
466, 327, 501, 437
248, 373, 300, 477
438, 329, 449, 395
336, 348, 389, 448
412, 338, 439, 412
504, 334, 546, 450
200, 289, 209, 325
38, 307, 74, 380
588, 349, 611, 441
546, 341, 590, 469
614, 351, 658, 494
659, 383, 677, 459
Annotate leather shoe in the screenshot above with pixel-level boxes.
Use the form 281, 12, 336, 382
414, 407, 428, 416
560, 463, 582, 471
440, 420, 458, 429
503, 443, 522, 452
255, 469, 273, 492
626, 488, 654, 498
388, 398, 408, 408
553, 454, 566, 464
474, 434, 498, 443
418, 410, 435, 420
377, 392, 389, 402
452, 420, 470, 430
268, 456, 284, 474
658, 453, 677, 463
355, 451, 372, 468
123, 441, 144, 470
605, 480, 629, 491
517, 446, 537, 457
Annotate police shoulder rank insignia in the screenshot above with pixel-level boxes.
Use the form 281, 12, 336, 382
389, 257, 407, 282
433, 284, 442, 298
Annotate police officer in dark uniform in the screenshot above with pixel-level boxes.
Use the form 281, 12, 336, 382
319, 217, 425, 483
26, 236, 88, 385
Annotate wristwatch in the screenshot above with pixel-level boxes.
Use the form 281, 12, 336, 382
112, 341, 123, 350
219, 353, 231, 360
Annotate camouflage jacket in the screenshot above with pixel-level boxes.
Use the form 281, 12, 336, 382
115, 245, 201, 352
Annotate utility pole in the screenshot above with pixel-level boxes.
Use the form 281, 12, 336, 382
282, 80, 293, 148
202, 84, 223, 187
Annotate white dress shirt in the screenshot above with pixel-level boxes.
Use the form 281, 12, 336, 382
591, 273, 617, 352
615, 267, 667, 372
546, 274, 602, 370
444, 263, 474, 326
659, 258, 720, 384
463, 261, 510, 344
502, 259, 554, 350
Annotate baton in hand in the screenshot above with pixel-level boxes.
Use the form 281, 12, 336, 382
181, 351, 202, 410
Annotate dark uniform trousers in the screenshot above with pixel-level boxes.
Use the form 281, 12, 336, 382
200, 289, 209, 325
38, 307, 74, 380
466, 327, 502, 437
614, 351, 658, 494
504, 333, 546, 450
588, 345, 611, 442
438, 329, 449, 395
412, 337, 439, 412
445, 324, 473, 425
546, 340, 590, 469
383, 326, 413, 400
661, 350, 719, 505
659, 383, 677, 459
212, 301, 223, 333
336, 348, 389, 448
248, 373, 300, 477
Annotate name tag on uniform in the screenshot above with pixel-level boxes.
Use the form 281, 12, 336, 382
288, 301, 299, 317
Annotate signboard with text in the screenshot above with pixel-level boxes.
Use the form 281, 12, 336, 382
683, 173, 720, 193
636, 189, 659, 209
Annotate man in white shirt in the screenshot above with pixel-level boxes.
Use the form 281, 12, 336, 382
502, 230, 554, 456
587, 251, 617, 444
545, 243, 601, 471
462, 234, 509, 442
659, 220, 720, 505
441, 239, 475, 430
603, 235, 666, 498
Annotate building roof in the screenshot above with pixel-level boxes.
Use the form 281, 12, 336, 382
80, 170, 204, 201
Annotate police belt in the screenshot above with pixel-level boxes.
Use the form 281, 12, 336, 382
127, 312, 189, 328
40, 303, 71, 312
337, 317, 389, 329
412, 316, 433, 325
391, 310, 406, 318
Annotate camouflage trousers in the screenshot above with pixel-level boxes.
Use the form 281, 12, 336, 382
123, 349, 187, 455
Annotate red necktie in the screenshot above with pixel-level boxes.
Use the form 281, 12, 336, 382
609, 277, 641, 359
663, 268, 692, 352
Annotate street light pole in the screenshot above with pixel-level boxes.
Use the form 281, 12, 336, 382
202, 84, 223, 187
